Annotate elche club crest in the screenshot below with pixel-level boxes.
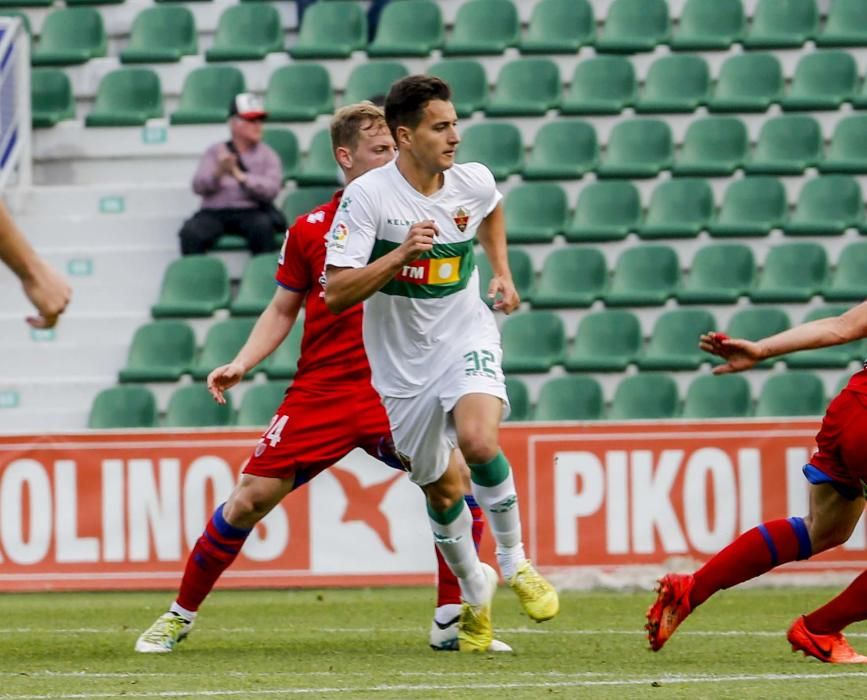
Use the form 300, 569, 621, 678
452, 206, 470, 232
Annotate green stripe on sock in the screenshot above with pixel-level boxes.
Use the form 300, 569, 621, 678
427, 498, 466, 525
469, 451, 511, 487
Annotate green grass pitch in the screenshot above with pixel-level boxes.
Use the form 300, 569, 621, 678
2, 587, 867, 699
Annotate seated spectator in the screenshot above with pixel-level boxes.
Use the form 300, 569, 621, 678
179, 93, 283, 256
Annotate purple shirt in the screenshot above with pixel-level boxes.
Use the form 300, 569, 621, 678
192, 141, 282, 210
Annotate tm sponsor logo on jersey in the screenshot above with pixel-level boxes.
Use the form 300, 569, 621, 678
397, 257, 461, 285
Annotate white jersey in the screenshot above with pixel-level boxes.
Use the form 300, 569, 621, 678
325, 159, 503, 397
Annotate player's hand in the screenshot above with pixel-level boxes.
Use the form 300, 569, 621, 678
699, 332, 764, 374
488, 275, 520, 314
398, 220, 437, 263
207, 362, 246, 404
21, 259, 71, 329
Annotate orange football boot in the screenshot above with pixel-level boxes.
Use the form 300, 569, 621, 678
787, 616, 867, 664
646, 573, 695, 652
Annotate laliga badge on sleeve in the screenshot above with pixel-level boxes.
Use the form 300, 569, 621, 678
330, 221, 350, 253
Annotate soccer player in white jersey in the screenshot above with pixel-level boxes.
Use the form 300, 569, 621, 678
324, 75, 559, 651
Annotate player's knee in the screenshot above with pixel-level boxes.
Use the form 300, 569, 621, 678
222, 492, 270, 529
457, 434, 498, 465
425, 481, 464, 513
805, 514, 852, 553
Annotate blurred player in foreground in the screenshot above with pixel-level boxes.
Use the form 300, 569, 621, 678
135, 102, 509, 654
647, 305, 867, 663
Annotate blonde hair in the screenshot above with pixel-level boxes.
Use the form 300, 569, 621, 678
330, 101, 388, 152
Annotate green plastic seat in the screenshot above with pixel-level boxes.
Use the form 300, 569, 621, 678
476, 249, 535, 305
170, 66, 245, 125
31, 68, 75, 128
88, 386, 158, 429
524, 120, 598, 180
501, 311, 565, 373
755, 372, 825, 417
456, 123, 522, 181
707, 53, 783, 112
427, 59, 488, 118
443, 0, 519, 56
263, 129, 300, 183
31, 8, 106, 66
824, 242, 867, 301
596, 0, 670, 53
751, 243, 827, 303
206, 4, 283, 61
296, 129, 340, 187
637, 309, 717, 370
151, 256, 231, 318
682, 375, 752, 419
281, 187, 338, 223
504, 377, 531, 422
781, 52, 858, 111
191, 318, 257, 380
743, 0, 818, 48
521, 0, 594, 54
744, 115, 822, 175
597, 119, 673, 178
605, 245, 680, 307
291, 0, 367, 58
708, 177, 787, 237
231, 253, 279, 316
783, 176, 864, 237
672, 117, 748, 176
236, 382, 286, 427
677, 244, 755, 304
720, 308, 790, 368
264, 321, 304, 379
635, 55, 710, 113
265, 64, 333, 122
561, 56, 636, 115
504, 183, 567, 243
670, 0, 745, 50
535, 376, 604, 422
565, 309, 642, 372
609, 374, 679, 420
638, 179, 713, 240
486, 58, 560, 117
817, 0, 867, 46
785, 306, 862, 369
120, 6, 196, 64
819, 116, 867, 174
85, 68, 163, 127
533, 248, 606, 308
343, 61, 409, 105
119, 320, 196, 382
565, 181, 642, 242
165, 385, 234, 428
368, 0, 443, 57
65, 0, 123, 6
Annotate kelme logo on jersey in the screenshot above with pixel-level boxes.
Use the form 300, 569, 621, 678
396, 256, 462, 286
452, 207, 470, 232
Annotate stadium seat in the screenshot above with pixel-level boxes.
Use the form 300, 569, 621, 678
609, 374, 679, 420
816, 0, 867, 46
682, 375, 752, 419
638, 179, 713, 239
605, 245, 680, 306
119, 320, 196, 382
170, 66, 245, 125
755, 372, 825, 417
535, 376, 604, 421
296, 129, 340, 187
595, 0, 670, 53
781, 51, 858, 111
477, 250, 535, 304
65, 0, 123, 6
783, 176, 864, 236
707, 177, 787, 237
707, 53, 784, 112
262, 129, 300, 183
744, 116, 822, 175
785, 306, 862, 369
264, 322, 304, 379
368, 0, 443, 56
206, 4, 283, 61
456, 123, 522, 181
565, 181, 642, 242
85, 68, 163, 127
670, 0, 745, 50
290, 0, 367, 58
236, 382, 286, 426
343, 61, 409, 105
672, 117, 748, 176
191, 318, 257, 380
443, 0, 519, 56
501, 311, 565, 373
720, 308, 790, 368
520, 0, 594, 54
751, 243, 827, 303
597, 119, 673, 178
819, 116, 867, 173
635, 55, 711, 113
264, 64, 333, 122
824, 242, 867, 301
503, 183, 567, 243
427, 59, 488, 118
637, 309, 717, 370
231, 253, 279, 316
743, 0, 818, 48
282, 187, 338, 223
120, 6, 196, 64
564, 309, 642, 372
151, 256, 231, 318
88, 386, 158, 429
677, 243, 755, 304
524, 120, 598, 180
486, 58, 560, 117
165, 385, 234, 428
533, 248, 606, 308
560, 56, 636, 115
504, 377, 530, 422
31, 68, 75, 128
31, 8, 106, 66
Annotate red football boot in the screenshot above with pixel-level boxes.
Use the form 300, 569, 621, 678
646, 573, 695, 652
787, 616, 867, 664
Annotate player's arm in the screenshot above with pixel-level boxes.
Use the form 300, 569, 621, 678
476, 202, 519, 314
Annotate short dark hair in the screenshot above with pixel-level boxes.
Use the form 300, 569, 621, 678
385, 75, 451, 138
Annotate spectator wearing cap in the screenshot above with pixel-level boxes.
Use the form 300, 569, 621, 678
179, 93, 283, 256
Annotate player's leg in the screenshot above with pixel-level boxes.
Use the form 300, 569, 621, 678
179, 209, 225, 255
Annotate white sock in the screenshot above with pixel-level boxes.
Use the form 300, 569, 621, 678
435, 603, 461, 626
429, 501, 489, 605
472, 472, 526, 580
170, 601, 196, 622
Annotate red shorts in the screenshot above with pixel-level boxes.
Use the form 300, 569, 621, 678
242, 385, 395, 486
808, 385, 867, 499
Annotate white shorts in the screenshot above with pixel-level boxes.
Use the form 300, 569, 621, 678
382, 341, 509, 487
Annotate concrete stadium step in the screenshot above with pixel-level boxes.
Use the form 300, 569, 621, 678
2, 341, 125, 379
17, 214, 182, 249
10, 185, 197, 218
0, 407, 91, 433
0, 312, 147, 348
0, 377, 110, 413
